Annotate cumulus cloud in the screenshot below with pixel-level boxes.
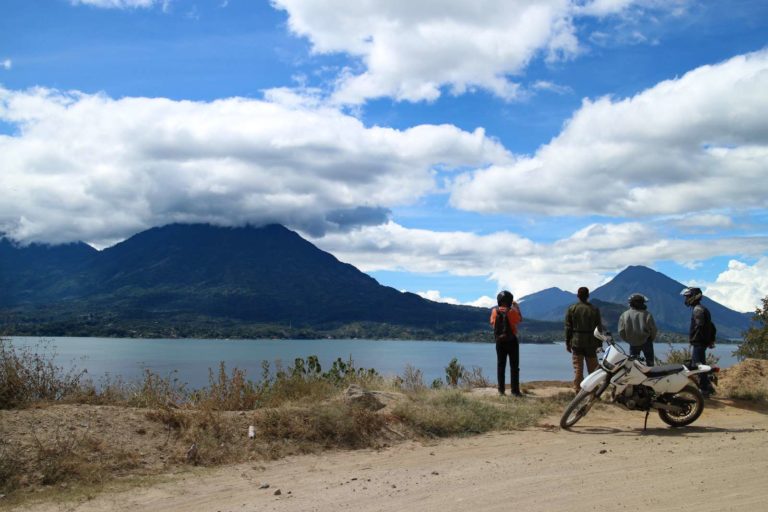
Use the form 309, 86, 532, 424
451, 50, 768, 217
1, 59, 11, 71
308, 221, 768, 299
272, 0, 663, 104
416, 290, 496, 308
704, 258, 768, 312
416, 290, 460, 305
0, 86, 509, 245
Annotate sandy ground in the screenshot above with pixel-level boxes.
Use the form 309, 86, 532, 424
15, 393, 768, 512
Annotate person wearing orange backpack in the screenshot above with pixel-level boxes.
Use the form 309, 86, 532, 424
490, 290, 523, 396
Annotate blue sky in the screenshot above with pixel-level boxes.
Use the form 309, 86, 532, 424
1, 0, 768, 311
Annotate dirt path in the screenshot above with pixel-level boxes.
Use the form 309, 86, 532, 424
17, 396, 768, 512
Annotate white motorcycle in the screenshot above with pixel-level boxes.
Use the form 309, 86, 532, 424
560, 328, 719, 429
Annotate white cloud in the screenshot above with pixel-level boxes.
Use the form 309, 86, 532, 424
1, 59, 11, 71
0, 86, 509, 245
272, 0, 663, 104
307, 221, 768, 300
417, 290, 496, 308
704, 258, 768, 312
674, 214, 733, 230
416, 290, 460, 305
69, 0, 160, 8
451, 50, 768, 217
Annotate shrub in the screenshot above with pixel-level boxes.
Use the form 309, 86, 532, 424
0, 338, 86, 409
461, 366, 490, 389
735, 296, 768, 360
661, 343, 720, 366
399, 364, 426, 392
444, 358, 466, 387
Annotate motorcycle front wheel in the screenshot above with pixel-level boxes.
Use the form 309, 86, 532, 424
560, 388, 599, 429
658, 384, 704, 427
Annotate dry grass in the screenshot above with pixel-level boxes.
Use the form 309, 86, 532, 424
393, 389, 561, 437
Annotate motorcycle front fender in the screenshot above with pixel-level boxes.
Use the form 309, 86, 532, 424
580, 368, 609, 392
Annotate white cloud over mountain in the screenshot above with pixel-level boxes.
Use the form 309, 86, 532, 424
450, 50, 768, 217
272, 0, 675, 104
308, 221, 768, 304
0, 87, 509, 245
705, 258, 768, 312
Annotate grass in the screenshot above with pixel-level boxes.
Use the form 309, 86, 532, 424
393, 389, 562, 437
0, 336, 727, 505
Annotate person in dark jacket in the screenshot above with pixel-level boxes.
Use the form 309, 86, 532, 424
490, 290, 522, 396
682, 287, 715, 397
618, 293, 658, 366
564, 287, 603, 393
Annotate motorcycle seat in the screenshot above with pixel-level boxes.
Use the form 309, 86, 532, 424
640, 364, 687, 377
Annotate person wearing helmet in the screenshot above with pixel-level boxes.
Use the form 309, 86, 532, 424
618, 293, 658, 366
564, 287, 603, 393
681, 287, 715, 397
490, 290, 523, 396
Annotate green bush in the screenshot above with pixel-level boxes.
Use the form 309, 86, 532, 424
735, 296, 768, 360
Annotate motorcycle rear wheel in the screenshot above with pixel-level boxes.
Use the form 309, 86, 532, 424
560, 388, 599, 429
658, 384, 704, 427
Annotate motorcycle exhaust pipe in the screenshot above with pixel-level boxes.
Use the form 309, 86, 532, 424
651, 402, 683, 413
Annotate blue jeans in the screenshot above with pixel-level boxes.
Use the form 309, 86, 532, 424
691, 344, 712, 394
629, 340, 655, 366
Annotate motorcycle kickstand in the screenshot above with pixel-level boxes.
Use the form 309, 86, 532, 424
643, 410, 650, 431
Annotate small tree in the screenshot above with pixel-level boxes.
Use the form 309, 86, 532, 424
444, 358, 466, 387
735, 296, 768, 361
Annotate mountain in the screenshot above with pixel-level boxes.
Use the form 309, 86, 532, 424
591, 265, 751, 338
0, 238, 98, 307
518, 265, 750, 338
518, 287, 575, 321
0, 224, 494, 334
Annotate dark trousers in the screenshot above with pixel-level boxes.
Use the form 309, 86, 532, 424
496, 337, 520, 394
629, 340, 655, 366
692, 344, 712, 394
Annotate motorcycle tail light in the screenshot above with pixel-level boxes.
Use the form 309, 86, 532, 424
712, 366, 720, 373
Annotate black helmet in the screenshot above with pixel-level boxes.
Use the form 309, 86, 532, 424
497, 290, 513, 307
628, 293, 648, 307
681, 287, 702, 307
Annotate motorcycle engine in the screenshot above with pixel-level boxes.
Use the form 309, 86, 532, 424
616, 385, 653, 410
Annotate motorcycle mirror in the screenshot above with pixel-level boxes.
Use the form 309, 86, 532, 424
593, 327, 614, 344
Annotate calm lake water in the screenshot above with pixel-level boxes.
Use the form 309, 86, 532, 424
8, 337, 740, 389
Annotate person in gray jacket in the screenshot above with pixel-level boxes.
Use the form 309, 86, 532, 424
618, 293, 658, 366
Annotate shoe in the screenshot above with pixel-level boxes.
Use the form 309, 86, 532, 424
498, 391, 506, 396
512, 392, 523, 397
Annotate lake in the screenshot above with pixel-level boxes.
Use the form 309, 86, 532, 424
7, 337, 740, 389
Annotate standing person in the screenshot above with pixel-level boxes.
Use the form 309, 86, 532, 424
681, 287, 716, 397
618, 293, 658, 366
490, 290, 522, 396
564, 287, 603, 393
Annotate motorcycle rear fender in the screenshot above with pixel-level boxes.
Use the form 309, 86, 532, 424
580, 369, 608, 392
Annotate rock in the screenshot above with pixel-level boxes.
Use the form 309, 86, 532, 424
599, 449, 607, 454
431, 471, 439, 475
274, 489, 282, 496
259, 483, 270, 489
186, 443, 198, 464
344, 385, 386, 411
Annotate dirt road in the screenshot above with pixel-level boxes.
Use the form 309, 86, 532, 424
18, 395, 768, 512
